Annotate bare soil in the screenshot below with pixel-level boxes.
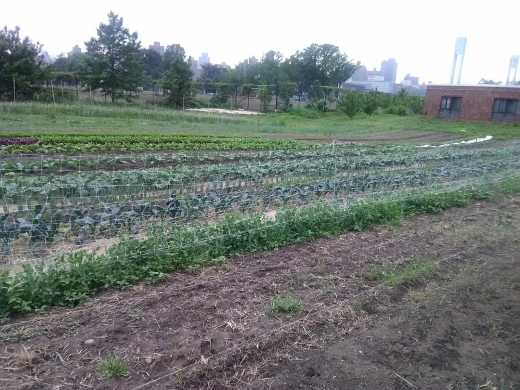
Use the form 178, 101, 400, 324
0, 193, 519, 390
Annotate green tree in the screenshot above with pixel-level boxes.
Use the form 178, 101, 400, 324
295, 44, 356, 89
161, 44, 185, 74
278, 82, 296, 111
260, 50, 283, 86
84, 12, 142, 103
140, 48, 162, 90
48, 52, 88, 96
280, 56, 306, 105
229, 58, 262, 85
362, 89, 381, 115
337, 89, 362, 119
198, 63, 228, 94
0, 26, 45, 101
240, 83, 254, 110
309, 80, 323, 99
257, 84, 273, 113
159, 45, 194, 108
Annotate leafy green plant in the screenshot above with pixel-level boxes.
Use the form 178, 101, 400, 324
0, 213, 18, 253
0, 175, 516, 319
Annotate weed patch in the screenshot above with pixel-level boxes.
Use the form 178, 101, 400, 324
367, 257, 438, 286
95, 355, 128, 379
265, 295, 303, 314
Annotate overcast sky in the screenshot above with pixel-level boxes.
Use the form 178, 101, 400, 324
3, 0, 519, 85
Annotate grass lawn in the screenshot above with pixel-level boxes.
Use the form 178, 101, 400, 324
1, 102, 518, 140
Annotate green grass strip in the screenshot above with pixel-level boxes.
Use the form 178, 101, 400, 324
1, 179, 517, 320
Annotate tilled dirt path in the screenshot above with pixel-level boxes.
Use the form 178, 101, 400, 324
0, 192, 519, 390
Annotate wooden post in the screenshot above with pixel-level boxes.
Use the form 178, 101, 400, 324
50, 80, 56, 105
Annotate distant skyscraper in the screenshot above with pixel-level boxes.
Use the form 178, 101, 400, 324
149, 41, 164, 55
199, 52, 210, 66
351, 61, 368, 81
380, 58, 398, 83
71, 45, 81, 54
41, 51, 52, 64
403, 73, 419, 85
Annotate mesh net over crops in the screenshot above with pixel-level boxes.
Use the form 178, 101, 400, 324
1, 139, 519, 273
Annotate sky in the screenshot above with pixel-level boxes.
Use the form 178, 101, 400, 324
2, 0, 520, 85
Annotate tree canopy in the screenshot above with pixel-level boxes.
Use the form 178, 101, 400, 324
0, 26, 45, 101
84, 12, 142, 103
1, 14, 363, 108
159, 45, 194, 108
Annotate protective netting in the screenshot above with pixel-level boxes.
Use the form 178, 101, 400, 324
1, 139, 519, 272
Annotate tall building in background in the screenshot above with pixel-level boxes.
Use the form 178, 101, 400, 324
41, 51, 52, 64
149, 41, 164, 55
380, 58, 398, 83
366, 67, 379, 79
403, 73, 419, 85
351, 61, 368, 81
71, 45, 81, 54
190, 58, 200, 79
199, 53, 210, 66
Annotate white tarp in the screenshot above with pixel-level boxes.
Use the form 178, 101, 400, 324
417, 135, 493, 148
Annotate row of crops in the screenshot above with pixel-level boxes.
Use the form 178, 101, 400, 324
0, 142, 510, 176
0, 132, 308, 154
0, 140, 518, 262
1, 143, 518, 202
1, 158, 517, 254
1, 133, 519, 317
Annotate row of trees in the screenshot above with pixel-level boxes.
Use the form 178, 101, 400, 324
1, 12, 358, 108
1, 13, 196, 106
337, 89, 424, 118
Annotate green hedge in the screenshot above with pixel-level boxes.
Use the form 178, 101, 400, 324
0, 182, 506, 320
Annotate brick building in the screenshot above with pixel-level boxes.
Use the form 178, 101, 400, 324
424, 84, 520, 122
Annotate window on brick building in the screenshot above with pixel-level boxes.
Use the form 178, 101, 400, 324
439, 96, 461, 116
492, 99, 519, 119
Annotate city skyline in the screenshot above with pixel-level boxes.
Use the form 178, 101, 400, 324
2, 0, 519, 85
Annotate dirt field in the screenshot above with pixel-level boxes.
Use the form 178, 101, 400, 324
1, 192, 519, 390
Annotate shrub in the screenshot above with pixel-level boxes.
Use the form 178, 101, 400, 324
306, 98, 328, 113
337, 90, 363, 119
384, 105, 408, 116
290, 107, 323, 119
34, 88, 76, 104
